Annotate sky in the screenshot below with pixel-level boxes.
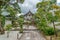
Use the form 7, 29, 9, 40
2, 0, 41, 15
2, 0, 60, 15
19, 0, 60, 13
18, 0, 41, 14
57, 0, 60, 5
57, 0, 60, 3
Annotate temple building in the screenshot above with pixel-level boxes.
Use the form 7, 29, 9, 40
23, 11, 35, 25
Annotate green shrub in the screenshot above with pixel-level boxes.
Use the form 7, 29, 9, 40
37, 25, 55, 36
19, 25, 23, 33
43, 27, 54, 36
5, 24, 12, 31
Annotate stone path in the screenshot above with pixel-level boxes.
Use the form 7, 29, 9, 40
0, 25, 46, 40
0, 31, 24, 40
0, 31, 20, 40
20, 25, 46, 40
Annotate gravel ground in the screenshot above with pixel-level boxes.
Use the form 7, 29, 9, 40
0, 31, 22, 40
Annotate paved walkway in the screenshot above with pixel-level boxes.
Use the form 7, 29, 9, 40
0, 25, 46, 40
20, 25, 46, 40
0, 31, 20, 40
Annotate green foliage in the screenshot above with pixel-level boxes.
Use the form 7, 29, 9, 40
20, 0, 24, 3
18, 15, 24, 25
18, 15, 24, 33
20, 25, 23, 33
0, 14, 5, 27
5, 24, 12, 31
43, 27, 54, 35
6, 6, 20, 27
0, 0, 7, 6
5, 0, 10, 2
13, 3, 21, 13
6, 6, 17, 16
0, 0, 24, 34
37, 25, 54, 35
55, 10, 60, 18
1, 16, 5, 27
36, 1, 49, 8
35, 0, 59, 36
51, 0, 56, 4
46, 12, 57, 22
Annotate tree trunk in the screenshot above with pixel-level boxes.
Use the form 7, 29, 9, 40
52, 21, 57, 37
12, 20, 15, 27
0, 22, 5, 34
20, 26, 23, 33
7, 31, 9, 38
50, 36, 52, 40
17, 33, 18, 39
